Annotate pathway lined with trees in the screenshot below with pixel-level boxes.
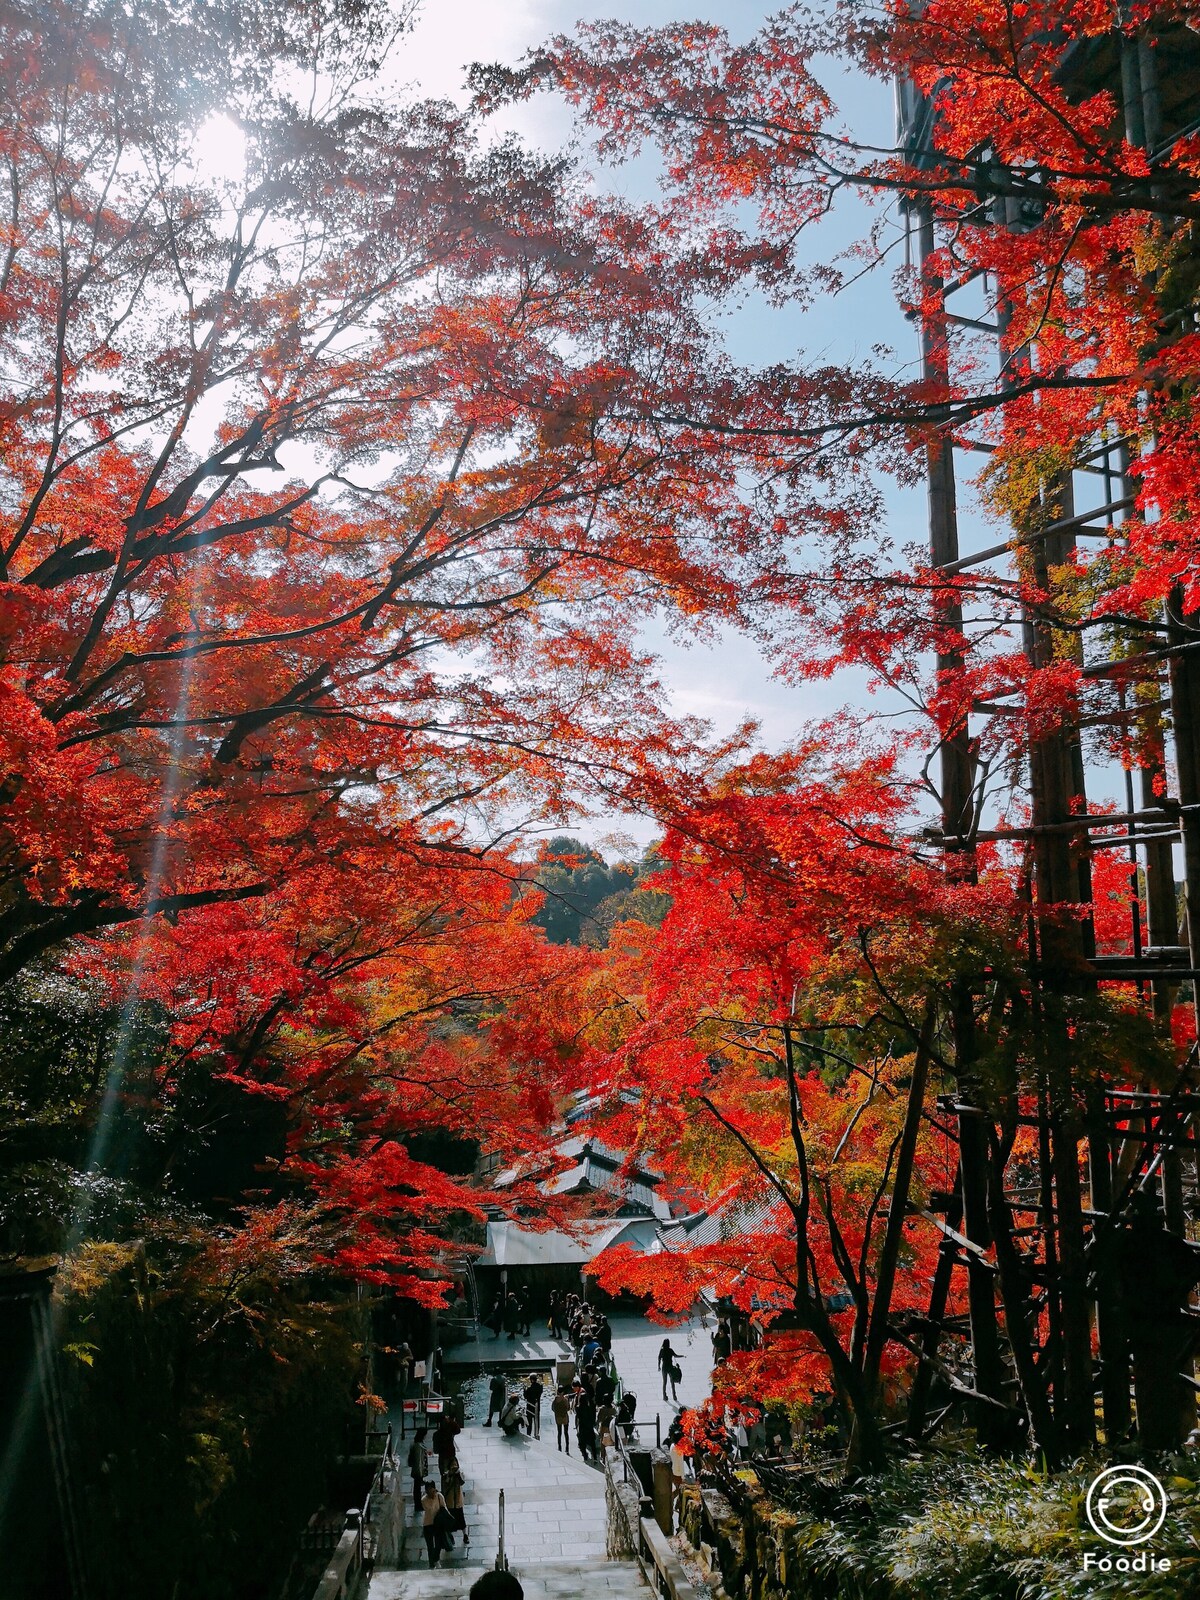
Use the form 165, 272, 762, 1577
4, 1, 1200, 1597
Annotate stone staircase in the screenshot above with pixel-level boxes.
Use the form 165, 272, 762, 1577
363, 1420, 651, 1600
367, 1557, 649, 1598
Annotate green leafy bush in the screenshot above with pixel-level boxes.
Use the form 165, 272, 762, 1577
748, 1449, 1200, 1600
54, 1234, 364, 1600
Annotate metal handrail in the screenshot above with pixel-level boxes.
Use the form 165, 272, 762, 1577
495, 1487, 508, 1571
610, 1414, 663, 1448
369, 1422, 394, 1501
609, 1422, 657, 1499
397, 1390, 448, 1438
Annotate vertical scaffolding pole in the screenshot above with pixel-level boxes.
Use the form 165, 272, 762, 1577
1123, 16, 1198, 1443
1021, 468, 1097, 1452
916, 204, 1009, 1446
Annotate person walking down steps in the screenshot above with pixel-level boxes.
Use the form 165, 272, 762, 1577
575, 1384, 598, 1463
407, 1428, 429, 1514
420, 1479, 453, 1569
433, 1409, 461, 1473
441, 1454, 468, 1550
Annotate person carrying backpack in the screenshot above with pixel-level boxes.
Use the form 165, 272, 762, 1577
499, 1388, 524, 1437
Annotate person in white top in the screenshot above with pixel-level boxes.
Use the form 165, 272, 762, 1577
667, 1420, 689, 1516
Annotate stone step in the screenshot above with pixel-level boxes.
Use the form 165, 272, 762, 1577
367, 1558, 649, 1599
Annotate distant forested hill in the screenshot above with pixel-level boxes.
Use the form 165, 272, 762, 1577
530, 837, 670, 946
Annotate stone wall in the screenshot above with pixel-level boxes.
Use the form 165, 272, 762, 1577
371, 1465, 406, 1568
680, 1479, 829, 1600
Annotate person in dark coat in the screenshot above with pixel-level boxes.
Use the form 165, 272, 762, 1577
407, 1428, 429, 1513
658, 1338, 682, 1401
433, 1411, 460, 1472
575, 1387, 598, 1462
712, 1319, 732, 1364
616, 1391, 637, 1443
524, 1373, 544, 1438
503, 1292, 520, 1340
485, 1371, 506, 1426
470, 1572, 524, 1599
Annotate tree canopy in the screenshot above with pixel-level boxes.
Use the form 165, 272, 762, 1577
4, 4, 1200, 1571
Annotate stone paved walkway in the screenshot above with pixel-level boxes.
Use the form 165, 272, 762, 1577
395, 1420, 610, 1568
369, 1309, 717, 1600
443, 1327, 572, 1372
367, 1417, 647, 1598
606, 1310, 713, 1440
367, 1561, 648, 1599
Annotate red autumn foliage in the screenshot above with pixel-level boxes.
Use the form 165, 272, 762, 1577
7, 0, 1198, 1470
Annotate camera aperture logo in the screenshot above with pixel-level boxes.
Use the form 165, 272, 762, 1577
1082, 1466, 1171, 1577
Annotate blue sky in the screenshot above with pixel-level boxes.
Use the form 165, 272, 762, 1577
395, 3, 1117, 851
398, 5, 936, 825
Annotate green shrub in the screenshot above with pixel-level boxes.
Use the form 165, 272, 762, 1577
54, 1237, 365, 1600
750, 1449, 1200, 1600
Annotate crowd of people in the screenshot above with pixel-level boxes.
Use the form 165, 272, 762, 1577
477, 1291, 762, 1476
405, 1409, 468, 1569
545, 1292, 631, 1464
482, 1286, 532, 1339
403, 1287, 795, 1568
477, 1293, 628, 1465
